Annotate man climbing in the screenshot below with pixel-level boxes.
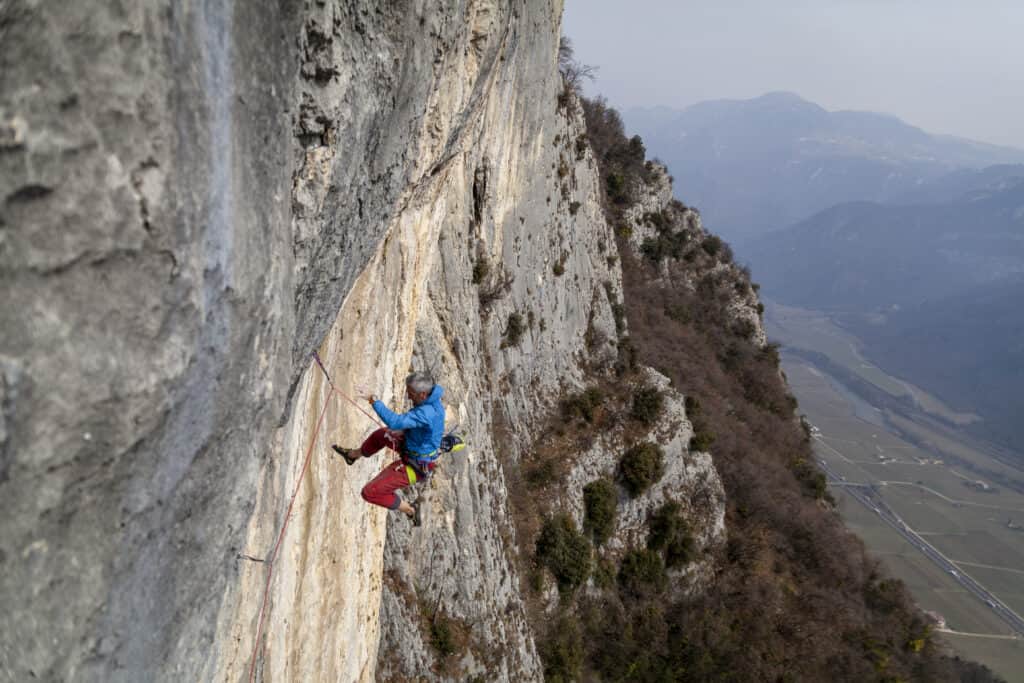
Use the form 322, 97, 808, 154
331, 371, 446, 527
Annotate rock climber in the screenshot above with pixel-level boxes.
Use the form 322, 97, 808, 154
331, 371, 446, 526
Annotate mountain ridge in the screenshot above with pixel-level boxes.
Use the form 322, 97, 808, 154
625, 92, 1024, 243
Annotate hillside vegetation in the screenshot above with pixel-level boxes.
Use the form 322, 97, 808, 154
523, 54, 1002, 680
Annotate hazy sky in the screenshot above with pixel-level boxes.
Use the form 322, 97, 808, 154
563, 1, 1024, 149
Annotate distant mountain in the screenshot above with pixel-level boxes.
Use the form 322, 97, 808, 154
744, 177, 1024, 311
626, 92, 1024, 244
888, 163, 1024, 205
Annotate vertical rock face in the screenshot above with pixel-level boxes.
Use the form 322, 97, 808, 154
0, 1, 726, 682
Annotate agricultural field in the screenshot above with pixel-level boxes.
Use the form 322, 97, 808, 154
943, 633, 1024, 683
770, 309, 1024, 682
768, 302, 909, 396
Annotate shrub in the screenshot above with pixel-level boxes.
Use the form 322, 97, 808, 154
631, 386, 663, 423
593, 557, 616, 589
665, 302, 691, 324
526, 458, 557, 488
569, 200, 582, 215
478, 266, 514, 309
732, 318, 757, 338
618, 548, 667, 596
583, 479, 617, 545
647, 501, 682, 552
648, 502, 697, 568
429, 612, 457, 656
536, 513, 592, 594
615, 336, 638, 375
606, 173, 627, 203
791, 456, 828, 500
619, 442, 664, 496
552, 261, 565, 276
684, 395, 701, 416
502, 312, 525, 348
540, 614, 584, 683
562, 387, 604, 423
471, 259, 489, 284
701, 234, 724, 258
689, 430, 715, 452
575, 134, 588, 160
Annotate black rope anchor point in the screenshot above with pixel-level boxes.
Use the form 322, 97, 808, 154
312, 350, 334, 386
237, 553, 266, 564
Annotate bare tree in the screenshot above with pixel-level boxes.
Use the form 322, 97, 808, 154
558, 35, 597, 97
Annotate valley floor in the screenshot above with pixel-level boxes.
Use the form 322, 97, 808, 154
767, 304, 1024, 683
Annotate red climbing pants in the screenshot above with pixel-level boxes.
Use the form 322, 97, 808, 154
359, 428, 412, 510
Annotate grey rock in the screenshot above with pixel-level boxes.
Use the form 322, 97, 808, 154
0, 1, 729, 681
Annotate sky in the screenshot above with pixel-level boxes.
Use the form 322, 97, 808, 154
562, 0, 1024, 149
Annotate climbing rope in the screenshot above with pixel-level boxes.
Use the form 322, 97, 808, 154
246, 351, 385, 683
312, 350, 384, 428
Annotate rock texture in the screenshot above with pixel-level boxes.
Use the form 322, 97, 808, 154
0, 1, 729, 682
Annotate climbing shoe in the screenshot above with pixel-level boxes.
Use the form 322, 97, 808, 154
331, 445, 359, 466
410, 500, 422, 527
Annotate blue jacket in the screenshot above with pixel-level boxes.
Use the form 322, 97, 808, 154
372, 384, 446, 456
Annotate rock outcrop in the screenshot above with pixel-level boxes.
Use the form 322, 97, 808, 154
0, 1, 730, 681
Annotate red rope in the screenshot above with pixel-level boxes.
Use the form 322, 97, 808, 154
245, 354, 385, 681
247, 389, 331, 683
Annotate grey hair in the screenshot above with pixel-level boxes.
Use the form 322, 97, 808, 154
405, 371, 435, 395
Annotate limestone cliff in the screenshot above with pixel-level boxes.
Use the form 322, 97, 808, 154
1, 1, 727, 681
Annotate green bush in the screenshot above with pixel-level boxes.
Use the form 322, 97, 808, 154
502, 312, 525, 348
701, 234, 732, 261
791, 456, 828, 500
684, 395, 701, 417
618, 548, 667, 596
648, 501, 696, 568
471, 259, 489, 284
610, 302, 626, 335
631, 386, 663, 423
639, 222, 689, 263
689, 430, 715, 452
606, 173, 627, 203
593, 557, 616, 589
540, 614, 584, 683
569, 201, 581, 216
647, 501, 682, 552
619, 442, 664, 496
583, 479, 617, 545
701, 234, 723, 258
429, 612, 457, 656
536, 513, 592, 594
562, 387, 604, 423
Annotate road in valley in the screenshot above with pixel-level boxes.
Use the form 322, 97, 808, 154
815, 449, 1024, 637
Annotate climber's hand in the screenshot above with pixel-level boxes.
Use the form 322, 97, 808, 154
356, 384, 376, 403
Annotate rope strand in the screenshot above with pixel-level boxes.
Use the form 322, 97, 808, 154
246, 352, 384, 682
